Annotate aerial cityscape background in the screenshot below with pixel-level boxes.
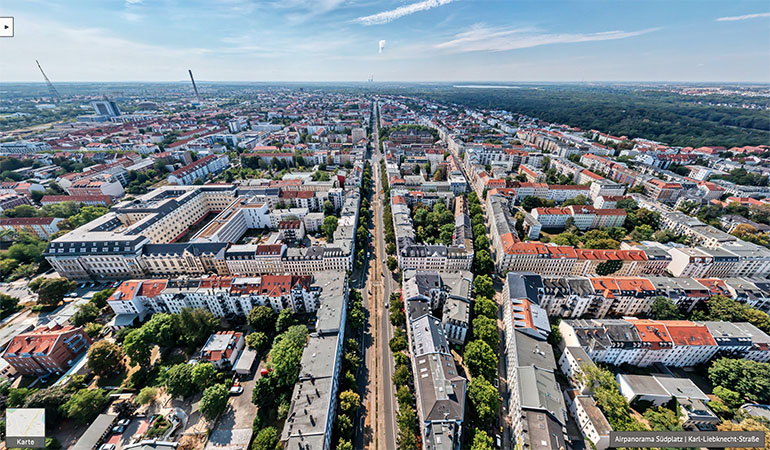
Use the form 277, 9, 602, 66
0, 1, 769, 450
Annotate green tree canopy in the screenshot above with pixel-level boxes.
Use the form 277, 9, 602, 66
246, 332, 270, 352
86, 340, 123, 376
248, 306, 277, 334
270, 325, 309, 387
60, 388, 108, 424
468, 376, 500, 425
29, 277, 76, 306
200, 384, 229, 420
164, 363, 196, 398
465, 340, 497, 381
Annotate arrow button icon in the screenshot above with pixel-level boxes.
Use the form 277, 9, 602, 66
0, 17, 13, 38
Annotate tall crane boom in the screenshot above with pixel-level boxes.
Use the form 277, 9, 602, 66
36, 60, 61, 101
188, 69, 202, 104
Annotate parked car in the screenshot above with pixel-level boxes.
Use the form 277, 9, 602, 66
111, 424, 126, 434
116, 419, 130, 426
100, 445, 116, 450
229, 386, 243, 395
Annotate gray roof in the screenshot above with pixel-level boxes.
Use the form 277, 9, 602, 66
522, 411, 566, 450
312, 271, 346, 334
506, 272, 543, 304
619, 374, 708, 401
414, 351, 466, 424
513, 329, 557, 372
517, 366, 567, 425
700, 321, 753, 347
575, 395, 612, 436
72, 414, 117, 450
411, 315, 451, 357
407, 298, 432, 322
442, 297, 469, 325
618, 374, 669, 397
653, 375, 709, 401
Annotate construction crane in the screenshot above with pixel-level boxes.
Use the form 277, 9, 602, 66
36, 60, 61, 101
188, 69, 202, 104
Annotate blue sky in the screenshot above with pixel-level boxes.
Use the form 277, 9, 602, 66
1, 0, 769, 82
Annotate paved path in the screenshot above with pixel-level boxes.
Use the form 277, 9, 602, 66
362, 101, 398, 450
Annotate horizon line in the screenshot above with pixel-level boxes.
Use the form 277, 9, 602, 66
1, 80, 769, 85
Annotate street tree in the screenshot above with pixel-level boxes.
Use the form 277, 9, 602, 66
200, 384, 229, 420
87, 340, 123, 376
61, 389, 108, 424
468, 376, 500, 425
29, 277, 77, 306
164, 363, 195, 398
472, 316, 499, 351
248, 306, 277, 334
246, 332, 270, 352
464, 340, 497, 381
473, 275, 495, 300
474, 297, 497, 320
191, 362, 216, 389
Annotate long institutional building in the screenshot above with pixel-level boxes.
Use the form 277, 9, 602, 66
44, 181, 361, 280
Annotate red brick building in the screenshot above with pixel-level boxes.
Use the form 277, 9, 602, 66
1, 324, 91, 375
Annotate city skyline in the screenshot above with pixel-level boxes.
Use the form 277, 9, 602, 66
2, 0, 769, 82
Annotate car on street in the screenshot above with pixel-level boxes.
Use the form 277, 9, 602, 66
100, 445, 116, 450
111, 424, 126, 434
229, 386, 243, 395
117, 419, 130, 426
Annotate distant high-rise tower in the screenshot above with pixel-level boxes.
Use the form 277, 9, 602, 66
92, 100, 121, 117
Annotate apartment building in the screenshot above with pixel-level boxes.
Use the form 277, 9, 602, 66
67, 175, 125, 198
643, 178, 683, 204
45, 183, 360, 280
0, 217, 62, 239
1, 324, 91, 375
589, 179, 625, 200
40, 194, 113, 207
559, 318, 737, 367
504, 328, 567, 450
281, 272, 347, 450
409, 315, 467, 450
402, 269, 473, 345
531, 205, 626, 231
167, 154, 230, 185
0, 193, 32, 211
108, 274, 319, 321
564, 390, 612, 450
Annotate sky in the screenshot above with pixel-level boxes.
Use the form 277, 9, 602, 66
1, 0, 769, 82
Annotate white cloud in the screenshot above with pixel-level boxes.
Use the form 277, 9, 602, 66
357, 0, 454, 25
716, 12, 770, 22
125, 0, 142, 4
379, 39, 386, 53
435, 24, 658, 53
